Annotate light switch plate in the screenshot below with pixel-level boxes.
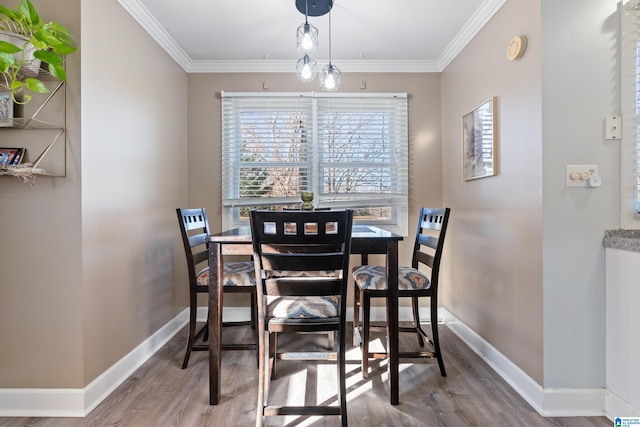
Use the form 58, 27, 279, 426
605, 115, 622, 140
567, 165, 598, 187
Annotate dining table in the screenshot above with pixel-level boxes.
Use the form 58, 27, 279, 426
207, 223, 403, 405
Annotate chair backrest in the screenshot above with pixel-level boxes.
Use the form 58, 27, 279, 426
412, 207, 451, 292
250, 209, 353, 302
176, 208, 210, 291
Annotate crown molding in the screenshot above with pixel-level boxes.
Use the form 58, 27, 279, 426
437, 0, 508, 70
117, 0, 192, 71
119, 0, 505, 74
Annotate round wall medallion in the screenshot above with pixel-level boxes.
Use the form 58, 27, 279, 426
507, 35, 527, 61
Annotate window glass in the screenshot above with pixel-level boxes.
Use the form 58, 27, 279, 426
221, 92, 408, 232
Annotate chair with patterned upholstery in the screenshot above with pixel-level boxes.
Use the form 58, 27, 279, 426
176, 207, 257, 369
250, 209, 353, 427
352, 207, 450, 378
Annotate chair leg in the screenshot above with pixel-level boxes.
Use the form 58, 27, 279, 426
411, 297, 425, 347
328, 331, 336, 350
353, 253, 368, 347
256, 325, 267, 427
250, 288, 257, 330
338, 327, 348, 427
271, 332, 278, 379
252, 290, 259, 367
361, 290, 371, 379
353, 284, 361, 347
430, 300, 446, 377
181, 302, 197, 369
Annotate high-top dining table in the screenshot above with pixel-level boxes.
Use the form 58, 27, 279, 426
207, 224, 403, 405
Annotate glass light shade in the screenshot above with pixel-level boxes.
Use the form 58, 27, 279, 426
296, 54, 317, 82
297, 22, 318, 52
320, 63, 341, 91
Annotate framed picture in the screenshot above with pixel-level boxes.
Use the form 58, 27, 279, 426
0, 93, 14, 127
462, 97, 497, 181
0, 148, 25, 166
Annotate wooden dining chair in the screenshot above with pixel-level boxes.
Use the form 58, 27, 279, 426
352, 207, 451, 378
176, 208, 257, 369
250, 209, 353, 427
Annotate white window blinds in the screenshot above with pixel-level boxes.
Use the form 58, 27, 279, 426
221, 92, 408, 210
635, 17, 640, 213
621, 4, 640, 220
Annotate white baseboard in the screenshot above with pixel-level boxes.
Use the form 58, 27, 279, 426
440, 309, 612, 419
83, 310, 190, 415
606, 389, 640, 418
1, 306, 632, 419
0, 309, 189, 417
0, 389, 85, 418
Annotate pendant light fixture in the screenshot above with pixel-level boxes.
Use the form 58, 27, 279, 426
296, 53, 317, 82
320, 10, 340, 91
296, 0, 318, 52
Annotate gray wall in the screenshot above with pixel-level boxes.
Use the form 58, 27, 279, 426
442, 0, 620, 394
0, 0, 83, 389
541, 0, 619, 389
0, 0, 189, 388
441, 0, 544, 384
81, 0, 189, 383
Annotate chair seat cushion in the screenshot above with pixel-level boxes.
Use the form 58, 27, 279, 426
352, 265, 430, 291
267, 296, 339, 319
196, 261, 255, 287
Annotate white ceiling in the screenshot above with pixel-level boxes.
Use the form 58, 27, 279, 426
118, 0, 506, 73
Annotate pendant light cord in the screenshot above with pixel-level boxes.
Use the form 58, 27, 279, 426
328, 10, 332, 65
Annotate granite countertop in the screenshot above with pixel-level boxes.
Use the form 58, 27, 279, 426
604, 229, 640, 252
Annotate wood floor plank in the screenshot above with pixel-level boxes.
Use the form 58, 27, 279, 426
0, 323, 612, 427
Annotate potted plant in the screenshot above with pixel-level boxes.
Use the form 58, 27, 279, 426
0, 0, 76, 104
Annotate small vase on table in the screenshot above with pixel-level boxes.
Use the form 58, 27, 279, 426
300, 192, 314, 211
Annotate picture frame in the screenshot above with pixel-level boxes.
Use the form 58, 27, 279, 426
0, 148, 25, 166
0, 93, 14, 127
462, 97, 498, 181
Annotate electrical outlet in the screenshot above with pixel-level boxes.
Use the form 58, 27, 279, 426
566, 165, 598, 187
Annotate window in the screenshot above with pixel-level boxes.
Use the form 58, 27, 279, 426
221, 92, 409, 234
621, 4, 640, 228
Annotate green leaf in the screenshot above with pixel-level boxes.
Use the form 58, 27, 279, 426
52, 44, 76, 55
24, 77, 48, 93
0, 51, 17, 66
0, 40, 21, 54
0, 7, 22, 21
19, 0, 39, 26
34, 50, 63, 65
46, 21, 73, 37
28, 37, 47, 50
10, 80, 24, 90
56, 33, 76, 47
48, 63, 66, 82
34, 28, 61, 46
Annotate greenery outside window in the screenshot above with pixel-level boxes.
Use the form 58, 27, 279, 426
221, 92, 409, 234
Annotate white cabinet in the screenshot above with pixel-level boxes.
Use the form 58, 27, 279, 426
605, 247, 640, 416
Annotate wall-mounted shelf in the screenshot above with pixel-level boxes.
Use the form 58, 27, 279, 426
0, 75, 67, 183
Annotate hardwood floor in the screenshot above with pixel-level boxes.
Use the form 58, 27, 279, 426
1, 323, 611, 427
